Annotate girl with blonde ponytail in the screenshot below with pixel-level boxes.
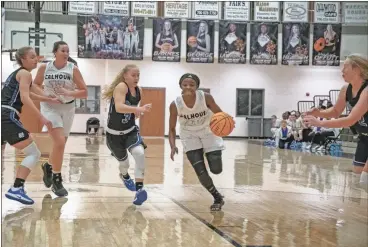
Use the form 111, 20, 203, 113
102, 68, 125, 100
105, 64, 152, 205
304, 54, 368, 189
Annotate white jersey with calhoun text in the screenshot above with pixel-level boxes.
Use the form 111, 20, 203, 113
175, 90, 211, 131
43, 61, 75, 103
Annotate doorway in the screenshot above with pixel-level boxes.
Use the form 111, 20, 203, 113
139, 87, 166, 137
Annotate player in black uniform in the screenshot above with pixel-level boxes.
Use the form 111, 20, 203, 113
102, 64, 152, 205
154, 19, 179, 51
1, 47, 58, 205
304, 54, 368, 188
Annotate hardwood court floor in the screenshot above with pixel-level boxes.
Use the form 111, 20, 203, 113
1, 136, 367, 247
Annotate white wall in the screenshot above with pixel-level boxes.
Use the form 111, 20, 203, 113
2, 19, 367, 136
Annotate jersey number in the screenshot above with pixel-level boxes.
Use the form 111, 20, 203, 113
122, 113, 132, 124
358, 116, 367, 127
122, 100, 132, 124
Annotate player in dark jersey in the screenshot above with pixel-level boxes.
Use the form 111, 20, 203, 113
154, 19, 179, 51
1, 47, 59, 205
304, 54, 368, 188
102, 64, 152, 205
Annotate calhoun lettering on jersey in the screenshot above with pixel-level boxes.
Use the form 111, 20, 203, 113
182, 110, 207, 119
45, 73, 72, 80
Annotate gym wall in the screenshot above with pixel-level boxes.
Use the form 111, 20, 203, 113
2, 10, 367, 137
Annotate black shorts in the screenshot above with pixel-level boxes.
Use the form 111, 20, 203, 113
353, 135, 368, 167
1, 108, 30, 146
106, 126, 147, 161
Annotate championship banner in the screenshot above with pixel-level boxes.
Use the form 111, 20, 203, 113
69, 1, 96, 14
131, 1, 157, 17
253, 1, 280, 22
218, 21, 247, 64
77, 15, 144, 60
186, 20, 215, 63
282, 23, 309, 65
312, 23, 342, 66
152, 18, 181, 62
102, 1, 130, 16
283, 2, 309, 22
343, 2, 368, 24
192, 1, 220, 20
250, 23, 278, 65
314, 2, 340, 23
223, 1, 250, 21
164, 1, 190, 18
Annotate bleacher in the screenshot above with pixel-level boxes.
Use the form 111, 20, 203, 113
297, 89, 357, 149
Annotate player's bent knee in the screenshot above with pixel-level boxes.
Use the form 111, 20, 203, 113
131, 145, 145, 179
206, 150, 223, 174
21, 142, 41, 169
186, 149, 204, 165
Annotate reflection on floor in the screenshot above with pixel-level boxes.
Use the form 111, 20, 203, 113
2, 136, 367, 247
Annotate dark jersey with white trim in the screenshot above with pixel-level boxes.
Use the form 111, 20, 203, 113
346, 81, 368, 135
107, 83, 141, 131
1, 67, 30, 113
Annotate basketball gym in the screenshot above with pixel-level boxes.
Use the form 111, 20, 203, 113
1, 2, 368, 247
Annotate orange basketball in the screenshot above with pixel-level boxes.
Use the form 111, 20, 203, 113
187, 36, 197, 47
161, 43, 172, 52
314, 38, 325, 52
210, 112, 235, 137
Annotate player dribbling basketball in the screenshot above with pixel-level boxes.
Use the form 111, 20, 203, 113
169, 73, 227, 211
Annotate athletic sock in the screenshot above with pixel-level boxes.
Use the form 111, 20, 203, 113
122, 173, 130, 180
14, 178, 25, 188
135, 182, 143, 191
208, 186, 222, 200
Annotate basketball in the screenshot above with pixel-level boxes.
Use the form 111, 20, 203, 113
210, 112, 235, 137
161, 43, 172, 52
187, 36, 197, 47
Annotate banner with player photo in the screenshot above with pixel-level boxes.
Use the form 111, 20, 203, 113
152, 18, 181, 62
312, 23, 341, 66
282, 23, 310, 65
186, 20, 215, 63
77, 15, 145, 60
218, 21, 247, 64
250, 23, 278, 65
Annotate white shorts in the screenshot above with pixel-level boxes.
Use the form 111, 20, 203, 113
41, 102, 75, 137
180, 127, 225, 153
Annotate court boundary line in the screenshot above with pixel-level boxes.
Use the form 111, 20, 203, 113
160, 193, 243, 247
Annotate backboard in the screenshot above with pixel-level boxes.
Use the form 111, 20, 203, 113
8, 29, 63, 62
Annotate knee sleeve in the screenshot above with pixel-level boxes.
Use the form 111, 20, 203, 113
21, 142, 41, 169
205, 150, 223, 174
186, 149, 204, 166
130, 145, 145, 179
187, 149, 214, 189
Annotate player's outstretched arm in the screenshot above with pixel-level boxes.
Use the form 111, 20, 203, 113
33, 63, 46, 89
18, 70, 43, 119
307, 85, 348, 118
205, 93, 222, 113
135, 87, 143, 119
319, 88, 368, 128
169, 101, 178, 161
30, 84, 60, 103
56, 66, 87, 99
114, 83, 150, 114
